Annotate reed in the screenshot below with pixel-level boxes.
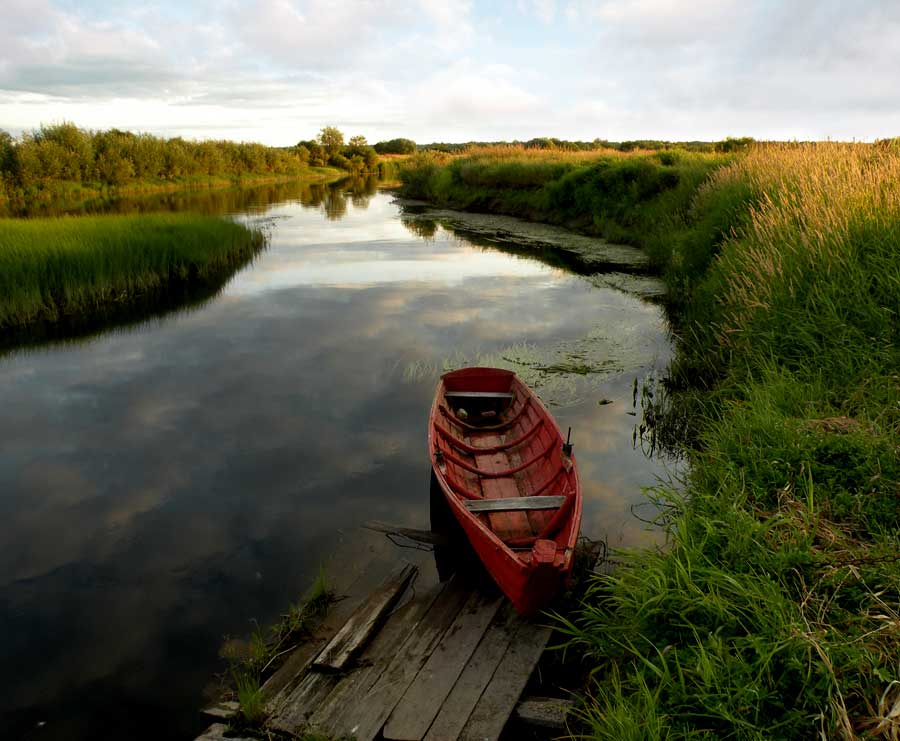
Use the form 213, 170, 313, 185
0, 213, 264, 331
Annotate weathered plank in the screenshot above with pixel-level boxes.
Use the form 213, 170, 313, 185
363, 520, 451, 546
514, 696, 574, 730
444, 391, 514, 400
383, 589, 504, 740
306, 579, 450, 736
423, 603, 520, 740
347, 576, 472, 741
464, 495, 565, 513
313, 561, 417, 671
262, 534, 397, 705
267, 668, 337, 734
459, 620, 553, 740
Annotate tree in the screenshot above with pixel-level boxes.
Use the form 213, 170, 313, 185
0, 130, 14, 175
348, 135, 367, 148
374, 138, 416, 155
317, 126, 344, 158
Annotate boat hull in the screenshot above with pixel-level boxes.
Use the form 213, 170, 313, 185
428, 367, 582, 614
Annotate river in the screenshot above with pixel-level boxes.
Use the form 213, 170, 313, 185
0, 179, 675, 739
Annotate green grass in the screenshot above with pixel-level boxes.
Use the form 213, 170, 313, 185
404, 143, 900, 739
222, 570, 335, 733
0, 213, 265, 331
232, 668, 267, 726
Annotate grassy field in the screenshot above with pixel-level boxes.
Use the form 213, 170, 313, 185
403, 143, 900, 738
0, 213, 264, 332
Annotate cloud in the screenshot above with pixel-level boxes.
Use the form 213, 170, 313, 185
2, 0, 900, 142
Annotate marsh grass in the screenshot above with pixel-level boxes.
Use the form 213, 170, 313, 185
0, 213, 265, 332
562, 143, 900, 739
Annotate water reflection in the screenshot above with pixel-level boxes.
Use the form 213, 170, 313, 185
2, 178, 384, 357
15, 175, 380, 219
0, 190, 673, 740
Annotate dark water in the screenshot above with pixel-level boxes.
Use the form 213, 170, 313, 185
0, 182, 674, 739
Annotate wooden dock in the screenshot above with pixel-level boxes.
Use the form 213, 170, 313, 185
196, 526, 569, 740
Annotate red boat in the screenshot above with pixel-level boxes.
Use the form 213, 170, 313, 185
428, 367, 582, 615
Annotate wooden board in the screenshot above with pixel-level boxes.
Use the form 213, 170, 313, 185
474, 443, 530, 541
464, 495, 565, 512
444, 391, 514, 399
313, 561, 417, 671
423, 603, 520, 740
341, 575, 472, 741
305, 578, 450, 736
383, 589, 503, 740
262, 533, 397, 703
267, 670, 337, 734
459, 620, 553, 740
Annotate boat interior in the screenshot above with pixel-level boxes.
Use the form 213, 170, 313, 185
434, 369, 577, 553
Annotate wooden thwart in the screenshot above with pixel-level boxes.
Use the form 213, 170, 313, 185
444, 391, 514, 400
464, 495, 566, 512
313, 561, 417, 672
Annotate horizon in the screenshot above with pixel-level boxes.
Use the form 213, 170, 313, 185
3, 1, 900, 146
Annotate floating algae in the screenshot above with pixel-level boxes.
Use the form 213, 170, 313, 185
396, 201, 650, 274
403, 328, 661, 408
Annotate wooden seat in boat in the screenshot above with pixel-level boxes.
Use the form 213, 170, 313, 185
464, 495, 566, 512
444, 391, 514, 400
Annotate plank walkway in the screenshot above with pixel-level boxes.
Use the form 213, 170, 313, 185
196, 528, 554, 740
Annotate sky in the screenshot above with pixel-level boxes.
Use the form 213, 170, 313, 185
2, 0, 900, 146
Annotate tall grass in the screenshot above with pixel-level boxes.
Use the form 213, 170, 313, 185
0, 214, 264, 331
559, 143, 900, 739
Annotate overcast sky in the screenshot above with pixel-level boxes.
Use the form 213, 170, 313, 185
2, 0, 900, 145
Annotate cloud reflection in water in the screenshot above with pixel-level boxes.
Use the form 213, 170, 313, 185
0, 190, 675, 739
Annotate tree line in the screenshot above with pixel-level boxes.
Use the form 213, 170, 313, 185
416, 136, 755, 153
0, 123, 403, 212
0, 124, 325, 191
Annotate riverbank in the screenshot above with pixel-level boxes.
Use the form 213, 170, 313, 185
0, 214, 265, 334
401, 143, 900, 738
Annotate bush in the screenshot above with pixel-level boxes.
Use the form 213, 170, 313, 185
374, 137, 416, 154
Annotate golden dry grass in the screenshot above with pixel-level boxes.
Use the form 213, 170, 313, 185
700, 142, 900, 346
